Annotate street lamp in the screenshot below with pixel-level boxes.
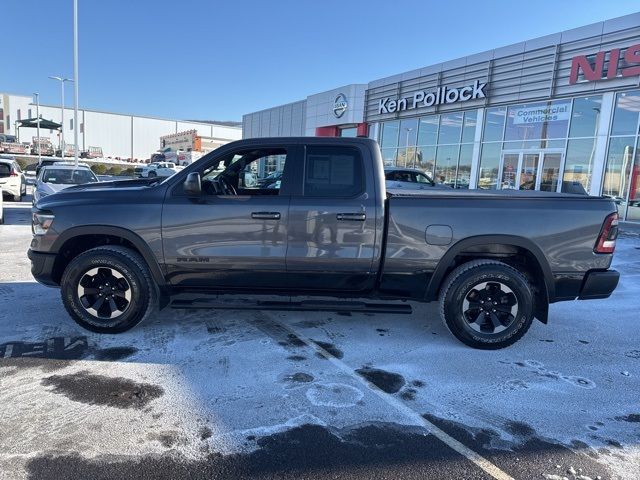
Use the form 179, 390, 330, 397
73, 0, 79, 167
48, 75, 73, 158
405, 127, 413, 168
33, 93, 41, 162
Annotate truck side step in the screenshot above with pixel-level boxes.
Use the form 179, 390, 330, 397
170, 298, 412, 315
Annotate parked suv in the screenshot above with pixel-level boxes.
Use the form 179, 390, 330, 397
0, 156, 27, 201
33, 163, 97, 204
384, 167, 450, 191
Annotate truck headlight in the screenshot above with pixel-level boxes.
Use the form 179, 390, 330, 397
32, 213, 55, 235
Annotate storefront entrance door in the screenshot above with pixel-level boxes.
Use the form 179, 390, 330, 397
499, 151, 564, 192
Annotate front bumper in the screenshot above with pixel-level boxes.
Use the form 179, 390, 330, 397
578, 269, 620, 300
27, 249, 59, 287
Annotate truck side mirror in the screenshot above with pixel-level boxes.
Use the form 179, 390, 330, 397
183, 172, 202, 197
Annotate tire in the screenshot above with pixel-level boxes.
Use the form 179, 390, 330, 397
148, 171, 157, 178
438, 260, 535, 350
60, 245, 157, 333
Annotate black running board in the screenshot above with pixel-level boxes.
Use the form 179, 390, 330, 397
170, 298, 412, 315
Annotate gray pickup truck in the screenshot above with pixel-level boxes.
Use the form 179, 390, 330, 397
28, 137, 620, 349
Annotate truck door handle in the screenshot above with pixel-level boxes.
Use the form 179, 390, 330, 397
336, 213, 366, 221
251, 211, 281, 220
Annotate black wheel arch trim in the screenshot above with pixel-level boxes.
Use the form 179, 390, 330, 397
425, 234, 556, 304
50, 225, 167, 288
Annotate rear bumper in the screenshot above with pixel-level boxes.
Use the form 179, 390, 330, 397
0, 183, 19, 196
27, 249, 59, 287
578, 269, 620, 300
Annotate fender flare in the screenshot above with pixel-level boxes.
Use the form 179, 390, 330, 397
425, 234, 555, 303
51, 225, 167, 288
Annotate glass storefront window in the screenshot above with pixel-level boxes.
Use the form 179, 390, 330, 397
435, 144, 459, 186
457, 144, 473, 189
417, 115, 438, 146
381, 121, 400, 149
461, 110, 477, 143
381, 148, 397, 167
415, 146, 436, 178
610, 91, 640, 136
483, 107, 506, 142
503, 139, 566, 150
399, 118, 419, 147
397, 147, 417, 168
438, 112, 463, 144
340, 127, 357, 137
569, 96, 602, 138
603, 136, 635, 201
478, 143, 501, 189
627, 154, 640, 222
504, 100, 570, 142
564, 138, 595, 192
368, 123, 378, 141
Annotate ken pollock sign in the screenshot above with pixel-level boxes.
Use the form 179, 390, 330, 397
378, 79, 487, 114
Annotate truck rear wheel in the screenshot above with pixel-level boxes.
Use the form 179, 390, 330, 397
438, 260, 534, 349
60, 246, 157, 333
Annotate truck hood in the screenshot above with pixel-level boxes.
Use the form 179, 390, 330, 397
62, 177, 160, 192
35, 178, 164, 209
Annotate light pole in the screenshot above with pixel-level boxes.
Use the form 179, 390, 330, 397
405, 127, 413, 168
48, 76, 73, 158
73, 0, 79, 167
33, 93, 41, 163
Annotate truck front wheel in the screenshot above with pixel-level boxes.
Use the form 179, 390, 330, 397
438, 260, 534, 349
60, 245, 157, 333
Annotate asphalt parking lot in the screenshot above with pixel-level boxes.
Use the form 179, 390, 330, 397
1, 193, 639, 480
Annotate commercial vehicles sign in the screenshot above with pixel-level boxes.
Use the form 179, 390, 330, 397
378, 80, 487, 114
512, 103, 571, 124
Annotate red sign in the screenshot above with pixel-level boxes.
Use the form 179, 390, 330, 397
569, 43, 640, 85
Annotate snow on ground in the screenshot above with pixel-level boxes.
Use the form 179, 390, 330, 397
0, 197, 638, 479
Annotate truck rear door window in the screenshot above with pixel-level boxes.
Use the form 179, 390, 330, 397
303, 146, 364, 197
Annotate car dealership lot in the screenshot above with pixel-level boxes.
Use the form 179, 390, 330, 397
1, 198, 639, 480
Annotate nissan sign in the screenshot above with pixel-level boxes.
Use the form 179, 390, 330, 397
569, 43, 640, 85
333, 93, 348, 118
378, 79, 487, 114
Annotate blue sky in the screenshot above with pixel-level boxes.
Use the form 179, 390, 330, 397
2, 0, 638, 121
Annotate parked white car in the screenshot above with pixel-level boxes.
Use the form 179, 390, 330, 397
0, 156, 27, 201
136, 162, 184, 178
33, 164, 99, 204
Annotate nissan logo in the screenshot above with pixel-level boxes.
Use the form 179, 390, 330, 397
333, 93, 348, 118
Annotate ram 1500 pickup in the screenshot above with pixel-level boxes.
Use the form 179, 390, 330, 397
28, 137, 620, 349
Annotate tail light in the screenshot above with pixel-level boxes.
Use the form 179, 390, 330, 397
10, 171, 18, 177
594, 212, 619, 254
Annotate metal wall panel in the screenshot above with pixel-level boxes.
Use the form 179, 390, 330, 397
365, 20, 640, 123
242, 100, 306, 138
83, 111, 132, 158
133, 117, 176, 159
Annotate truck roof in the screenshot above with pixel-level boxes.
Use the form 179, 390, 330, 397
226, 136, 376, 146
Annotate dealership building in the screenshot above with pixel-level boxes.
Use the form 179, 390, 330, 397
243, 12, 640, 222
0, 93, 241, 160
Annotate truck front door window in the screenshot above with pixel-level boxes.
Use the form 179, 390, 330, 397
201, 149, 288, 196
